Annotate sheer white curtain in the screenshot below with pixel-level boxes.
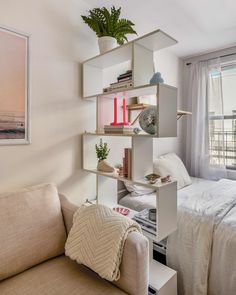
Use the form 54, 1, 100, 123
186, 58, 227, 179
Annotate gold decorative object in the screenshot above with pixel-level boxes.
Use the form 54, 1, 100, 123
145, 173, 160, 184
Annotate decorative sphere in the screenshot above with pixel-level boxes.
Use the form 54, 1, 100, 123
139, 106, 157, 135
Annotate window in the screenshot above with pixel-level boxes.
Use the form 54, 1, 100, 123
209, 63, 236, 169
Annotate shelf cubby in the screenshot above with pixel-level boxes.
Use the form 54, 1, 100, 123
96, 83, 177, 138
94, 173, 177, 242
83, 29, 177, 98
82, 134, 131, 173
82, 133, 177, 241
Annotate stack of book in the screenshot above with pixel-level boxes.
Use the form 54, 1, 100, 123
117, 70, 132, 82
103, 70, 133, 93
104, 125, 134, 134
123, 148, 132, 179
133, 209, 156, 236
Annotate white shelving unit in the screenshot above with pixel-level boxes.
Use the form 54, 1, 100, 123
82, 29, 178, 295
149, 259, 177, 295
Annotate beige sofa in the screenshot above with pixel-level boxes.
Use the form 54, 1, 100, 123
0, 184, 149, 295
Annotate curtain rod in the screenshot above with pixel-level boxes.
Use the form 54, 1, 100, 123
186, 52, 236, 66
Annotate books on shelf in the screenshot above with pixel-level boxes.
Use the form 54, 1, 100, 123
103, 70, 133, 93
110, 79, 132, 87
133, 209, 157, 236
117, 70, 132, 81
103, 81, 132, 93
104, 125, 134, 134
123, 148, 132, 179
117, 76, 132, 82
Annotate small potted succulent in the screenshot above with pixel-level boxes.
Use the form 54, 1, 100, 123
95, 139, 114, 172
81, 6, 137, 54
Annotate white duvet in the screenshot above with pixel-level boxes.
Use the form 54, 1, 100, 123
167, 178, 236, 295
209, 204, 236, 295
119, 177, 236, 295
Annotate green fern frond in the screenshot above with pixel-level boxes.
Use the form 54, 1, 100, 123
81, 6, 137, 45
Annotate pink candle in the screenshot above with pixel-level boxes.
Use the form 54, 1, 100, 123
123, 98, 126, 124
114, 97, 117, 124
110, 97, 118, 125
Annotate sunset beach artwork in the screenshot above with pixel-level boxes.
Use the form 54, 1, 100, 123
0, 27, 29, 144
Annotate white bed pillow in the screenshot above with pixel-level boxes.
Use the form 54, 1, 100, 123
124, 181, 155, 197
153, 153, 192, 189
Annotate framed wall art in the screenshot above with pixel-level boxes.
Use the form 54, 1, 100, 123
0, 26, 30, 145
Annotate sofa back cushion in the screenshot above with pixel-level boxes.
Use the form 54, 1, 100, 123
0, 183, 67, 281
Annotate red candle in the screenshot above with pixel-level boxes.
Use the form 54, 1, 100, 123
114, 97, 117, 124
111, 97, 118, 125
123, 98, 126, 124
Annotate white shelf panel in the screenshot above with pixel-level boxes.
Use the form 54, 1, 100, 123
133, 43, 154, 87
83, 30, 177, 69
132, 136, 153, 180
136, 30, 177, 52
83, 43, 132, 69
84, 83, 159, 100
98, 83, 158, 99
84, 132, 154, 138
84, 168, 130, 182
149, 260, 177, 294
135, 178, 177, 190
83, 168, 177, 189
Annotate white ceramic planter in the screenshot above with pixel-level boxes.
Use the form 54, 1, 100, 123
98, 36, 117, 54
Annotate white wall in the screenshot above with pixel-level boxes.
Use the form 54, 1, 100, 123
0, 0, 184, 204
0, 0, 99, 204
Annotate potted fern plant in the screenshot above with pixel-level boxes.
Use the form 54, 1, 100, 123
81, 6, 137, 54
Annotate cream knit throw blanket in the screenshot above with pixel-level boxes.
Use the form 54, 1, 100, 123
65, 204, 141, 281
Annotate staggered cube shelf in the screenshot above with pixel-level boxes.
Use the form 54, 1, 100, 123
82, 29, 178, 295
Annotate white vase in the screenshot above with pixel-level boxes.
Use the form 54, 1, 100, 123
98, 36, 117, 54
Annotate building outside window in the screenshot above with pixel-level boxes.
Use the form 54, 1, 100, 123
209, 64, 236, 169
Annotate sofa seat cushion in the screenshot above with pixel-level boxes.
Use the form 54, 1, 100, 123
0, 256, 127, 295
0, 184, 67, 281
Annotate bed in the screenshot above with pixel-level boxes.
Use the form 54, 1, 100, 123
119, 177, 215, 211
119, 176, 236, 295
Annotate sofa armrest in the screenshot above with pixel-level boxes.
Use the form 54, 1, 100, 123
60, 195, 149, 295
114, 231, 149, 295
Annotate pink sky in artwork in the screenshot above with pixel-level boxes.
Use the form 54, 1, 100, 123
0, 29, 26, 114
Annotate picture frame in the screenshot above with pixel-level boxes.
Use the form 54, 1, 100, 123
0, 26, 31, 145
